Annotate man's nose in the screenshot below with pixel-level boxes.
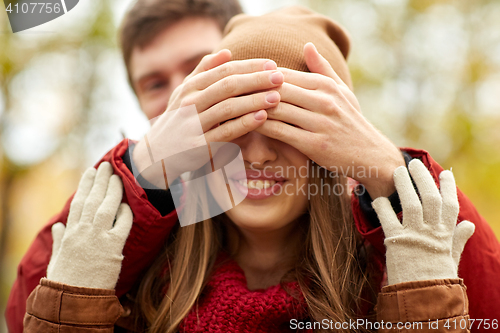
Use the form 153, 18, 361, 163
162, 73, 187, 115
171, 72, 186, 92
239, 131, 278, 168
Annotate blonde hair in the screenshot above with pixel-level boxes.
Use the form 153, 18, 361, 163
135, 164, 377, 332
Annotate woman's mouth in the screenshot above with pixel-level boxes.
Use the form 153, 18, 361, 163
230, 170, 288, 200
237, 179, 276, 189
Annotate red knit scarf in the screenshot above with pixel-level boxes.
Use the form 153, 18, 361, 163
179, 251, 310, 332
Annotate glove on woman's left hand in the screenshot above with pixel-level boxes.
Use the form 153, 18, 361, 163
372, 159, 475, 285
46, 162, 133, 290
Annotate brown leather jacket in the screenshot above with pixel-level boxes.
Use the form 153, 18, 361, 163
23, 278, 470, 332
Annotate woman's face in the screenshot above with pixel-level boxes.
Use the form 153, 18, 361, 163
207, 131, 310, 232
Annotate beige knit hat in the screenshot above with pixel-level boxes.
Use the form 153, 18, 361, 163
216, 6, 353, 90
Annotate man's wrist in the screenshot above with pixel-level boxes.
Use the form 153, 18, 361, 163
362, 152, 406, 199
357, 151, 414, 227
132, 139, 151, 174
131, 138, 181, 189
123, 144, 179, 216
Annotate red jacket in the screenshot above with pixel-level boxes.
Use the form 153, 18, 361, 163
6, 139, 500, 333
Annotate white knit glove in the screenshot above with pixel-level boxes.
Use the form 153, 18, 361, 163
46, 162, 133, 290
372, 159, 475, 285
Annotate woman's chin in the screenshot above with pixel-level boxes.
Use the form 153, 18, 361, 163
224, 202, 296, 232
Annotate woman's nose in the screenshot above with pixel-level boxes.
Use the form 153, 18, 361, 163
237, 131, 277, 168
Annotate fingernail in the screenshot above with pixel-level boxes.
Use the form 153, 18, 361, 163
254, 110, 266, 120
266, 91, 279, 104
270, 72, 283, 85
264, 60, 277, 71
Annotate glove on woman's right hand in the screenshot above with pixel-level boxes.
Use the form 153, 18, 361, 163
46, 162, 133, 290
372, 159, 475, 285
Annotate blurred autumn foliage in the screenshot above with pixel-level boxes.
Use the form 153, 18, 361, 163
0, 1, 136, 331
1, 0, 499, 331
307, 0, 500, 237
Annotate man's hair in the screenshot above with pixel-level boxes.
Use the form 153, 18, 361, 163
120, 0, 243, 85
